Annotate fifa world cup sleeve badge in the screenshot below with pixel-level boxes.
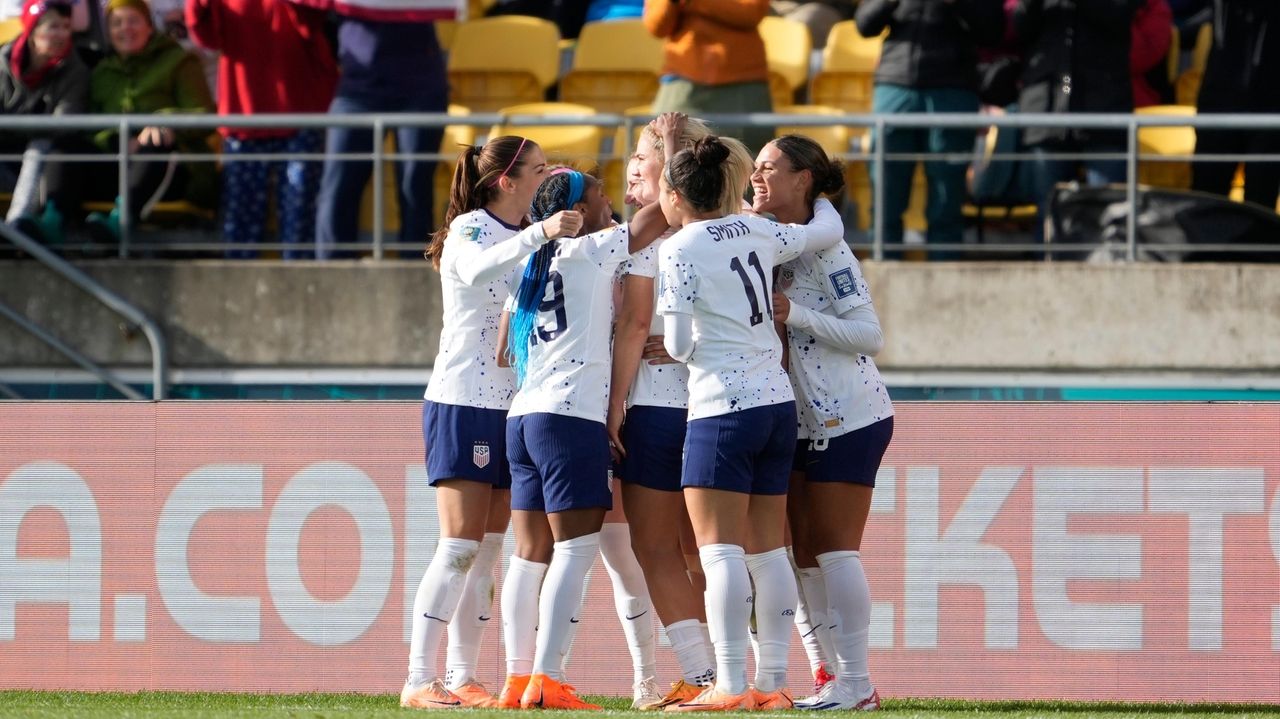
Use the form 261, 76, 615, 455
472, 442, 490, 468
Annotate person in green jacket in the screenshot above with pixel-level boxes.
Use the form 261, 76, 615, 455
83, 0, 214, 242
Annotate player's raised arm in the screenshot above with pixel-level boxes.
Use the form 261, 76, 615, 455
771, 197, 843, 264
457, 210, 582, 286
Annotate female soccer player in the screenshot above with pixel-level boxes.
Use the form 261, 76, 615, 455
753, 135, 894, 711
656, 136, 845, 711
607, 112, 721, 710
402, 136, 582, 710
466, 168, 667, 709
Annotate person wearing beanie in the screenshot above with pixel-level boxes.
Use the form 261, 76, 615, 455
186, 0, 337, 259
78, 0, 214, 243
0, 0, 89, 244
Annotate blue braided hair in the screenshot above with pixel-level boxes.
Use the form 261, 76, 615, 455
507, 169, 589, 386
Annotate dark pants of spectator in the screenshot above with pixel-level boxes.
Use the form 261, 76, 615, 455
221, 131, 324, 260
1192, 128, 1280, 210
1026, 141, 1126, 242
315, 94, 445, 260
67, 136, 189, 222
871, 84, 978, 259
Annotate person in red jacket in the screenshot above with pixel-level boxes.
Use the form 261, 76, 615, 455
1131, 0, 1172, 108
185, 0, 337, 259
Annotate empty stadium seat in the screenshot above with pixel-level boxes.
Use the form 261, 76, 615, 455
1136, 104, 1196, 191
0, 18, 21, 45
435, 19, 456, 52
759, 16, 812, 109
448, 16, 561, 112
1175, 22, 1212, 106
811, 22, 884, 116
774, 104, 850, 157
560, 19, 664, 114
489, 102, 605, 169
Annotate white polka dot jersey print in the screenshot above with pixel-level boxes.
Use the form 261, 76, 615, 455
656, 198, 844, 421
779, 242, 894, 440
508, 223, 634, 423
425, 209, 522, 409
620, 234, 690, 409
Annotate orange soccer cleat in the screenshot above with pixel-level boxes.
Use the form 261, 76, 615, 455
451, 679, 498, 708
400, 678, 464, 709
497, 674, 531, 709
752, 687, 795, 710
641, 679, 704, 711
519, 673, 602, 710
665, 685, 758, 712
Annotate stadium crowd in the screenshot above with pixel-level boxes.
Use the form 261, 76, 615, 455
1, 0, 1277, 257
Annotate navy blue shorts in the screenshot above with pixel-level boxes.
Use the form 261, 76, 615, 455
422, 400, 511, 488
507, 412, 614, 513
681, 402, 797, 496
793, 416, 894, 487
618, 405, 688, 493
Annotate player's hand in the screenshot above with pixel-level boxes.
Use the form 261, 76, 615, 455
541, 210, 583, 240
138, 126, 174, 147
651, 112, 687, 158
772, 292, 791, 324
642, 334, 679, 364
607, 406, 626, 461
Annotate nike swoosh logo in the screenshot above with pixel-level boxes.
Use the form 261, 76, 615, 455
625, 610, 648, 621
423, 613, 447, 623
425, 698, 463, 707
801, 624, 822, 638
478, 615, 491, 621
569, 617, 580, 623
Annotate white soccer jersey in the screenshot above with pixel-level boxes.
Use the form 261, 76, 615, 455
657, 199, 842, 421
780, 243, 895, 440
424, 209, 523, 409
508, 223, 633, 423
620, 236, 690, 409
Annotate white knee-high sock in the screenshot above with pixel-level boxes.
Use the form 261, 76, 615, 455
445, 532, 503, 688
665, 619, 716, 686
817, 550, 873, 696
745, 548, 800, 693
408, 537, 480, 684
501, 556, 547, 678
532, 533, 601, 681
796, 565, 834, 674
598, 523, 657, 683
699, 543, 752, 695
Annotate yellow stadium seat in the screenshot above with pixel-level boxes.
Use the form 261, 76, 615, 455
1136, 105, 1196, 190
490, 102, 605, 170
774, 105, 850, 157
1175, 22, 1212, 106
759, 16, 812, 110
465, 0, 494, 20
560, 19, 664, 114
811, 22, 884, 114
449, 16, 561, 112
0, 18, 21, 45
435, 19, 456, 52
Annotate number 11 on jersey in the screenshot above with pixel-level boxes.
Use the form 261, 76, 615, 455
729, 251, 773, 327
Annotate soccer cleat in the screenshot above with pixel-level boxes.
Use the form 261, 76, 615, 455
812, 665, 834, 694
632, 676, 664, 710
665, 685, 757, 712
451, 679, 498, 708
400, 678, 464, 709
496, 674, 530, 709
519, 673, 602, 710
641, 679, 704, 711
796, 682, 880, 711
752, 687, 794, 710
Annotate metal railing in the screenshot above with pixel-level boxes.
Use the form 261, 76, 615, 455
2, 111, 1280, 262
0, 222, 168, 399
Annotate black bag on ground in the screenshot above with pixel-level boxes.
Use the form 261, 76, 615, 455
1047, 184, 1280, 262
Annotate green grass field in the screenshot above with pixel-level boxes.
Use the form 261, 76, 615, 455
1, 692, 1278, 719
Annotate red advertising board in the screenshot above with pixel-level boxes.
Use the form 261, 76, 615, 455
1, 402, 1276, 701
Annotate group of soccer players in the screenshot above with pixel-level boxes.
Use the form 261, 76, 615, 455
403, 112, 894, 713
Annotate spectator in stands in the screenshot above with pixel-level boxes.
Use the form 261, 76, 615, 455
644, 0, 774, 153
771, 1, 854, 48
1010, 0, 1140, 231
1131, 0, 1173, 108
303, 0, 452, 260
856, 0, 1005, 258
80, 0, 215, 243
186, 0, 336, 259
1191, 0, 1280, 210
1, 0, 88, 244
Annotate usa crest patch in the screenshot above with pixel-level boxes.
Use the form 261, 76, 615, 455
829, 268, 857, 299
473, 443, 490, 468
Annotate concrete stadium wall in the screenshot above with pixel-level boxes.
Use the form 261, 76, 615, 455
1, 260, 1278, 371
